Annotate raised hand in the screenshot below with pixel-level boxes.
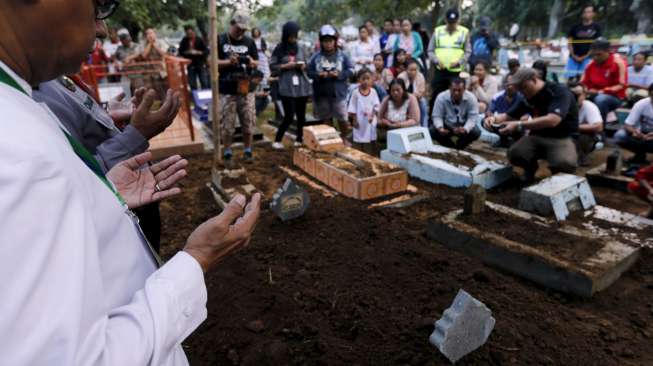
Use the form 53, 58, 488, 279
131, 89, 181, 139
184, 194, 262, 272
107, 152, 188, 209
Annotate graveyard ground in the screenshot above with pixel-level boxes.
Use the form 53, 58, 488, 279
159, 144, 653, 366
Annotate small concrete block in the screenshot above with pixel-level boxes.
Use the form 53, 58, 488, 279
463, 185, 486, 215
386, 126, 434, 154
605, 149, 623, 176
429, 289, 495, 363
519, 173, 596, 221
269, 178, 310, 222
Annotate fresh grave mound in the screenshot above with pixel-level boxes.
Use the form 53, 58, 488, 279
459, 207, 604, 265
413, 151, 478, 169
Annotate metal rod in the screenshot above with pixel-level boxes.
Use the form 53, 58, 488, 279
209, 0, 222, 166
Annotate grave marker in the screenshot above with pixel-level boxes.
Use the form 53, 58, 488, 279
429, 289, 495, 363
519, 174, 596, 221
380, 127, 512, 189
269, 178, 310, 222
463, 185, 486, 215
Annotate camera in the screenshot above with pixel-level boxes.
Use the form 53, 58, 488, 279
238, 55, 250, 66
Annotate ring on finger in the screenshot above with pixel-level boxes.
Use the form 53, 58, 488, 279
155, 183, 163, 192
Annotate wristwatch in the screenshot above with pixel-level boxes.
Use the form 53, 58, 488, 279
517, 121, 523, 132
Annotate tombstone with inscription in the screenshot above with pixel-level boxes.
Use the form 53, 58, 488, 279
270, 178, 310, 222
303, 125, 345, 152
380, 127, 512, 189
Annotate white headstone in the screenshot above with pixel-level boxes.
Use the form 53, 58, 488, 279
519, 173, 596, 221
429, 289, 495, 363
386, 126, 433, 154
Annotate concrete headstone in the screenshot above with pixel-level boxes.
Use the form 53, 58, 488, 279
429, 289, 495, 363
386, 126, 434, 154
463, 185, 486, 215
519, 173, 596, 221
270, 178, 310, 222
605, 149, 623, 176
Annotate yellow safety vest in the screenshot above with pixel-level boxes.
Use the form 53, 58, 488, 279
433, 25, 469, 72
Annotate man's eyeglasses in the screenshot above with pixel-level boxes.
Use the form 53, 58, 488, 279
95, 0, 120, 20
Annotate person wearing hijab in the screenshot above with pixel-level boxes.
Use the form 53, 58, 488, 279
269, 21, 313, 148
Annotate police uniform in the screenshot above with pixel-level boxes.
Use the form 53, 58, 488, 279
427, 24, 470, 107
0, 61, 206, 365
33, 76, 162, 250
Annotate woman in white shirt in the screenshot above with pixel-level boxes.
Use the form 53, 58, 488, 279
349, 25, 381, 73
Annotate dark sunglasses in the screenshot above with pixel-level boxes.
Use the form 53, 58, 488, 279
95, 0, 120, 20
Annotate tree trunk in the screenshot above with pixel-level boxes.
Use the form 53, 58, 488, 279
547, 0, 564, 39
630, 0, 652, 34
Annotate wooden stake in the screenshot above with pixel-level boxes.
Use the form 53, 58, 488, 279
209, 0, 222, 167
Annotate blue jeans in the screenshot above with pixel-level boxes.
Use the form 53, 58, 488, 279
565, 57, 591, 80
591, 93, 623, 122
419, 97, 428, 127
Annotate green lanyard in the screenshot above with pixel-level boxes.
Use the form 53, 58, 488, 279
0, 66, 126, 206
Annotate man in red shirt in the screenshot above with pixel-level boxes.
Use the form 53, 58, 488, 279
581, 39, 627, 122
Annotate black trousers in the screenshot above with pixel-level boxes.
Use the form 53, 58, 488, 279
433, 125, 481, 150
133, 202, 161, 253
276, 96, 308, 143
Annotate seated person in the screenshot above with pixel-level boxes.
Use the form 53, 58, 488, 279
479, 73, 525, 147
468, 60, 499, 113
500, 58, 520, 89
533, 60, 559, 84
627, 52, 653, 106
581, 39, 627, 122
378, 79, 420, 131
568, 82, 603, 165
431, 78, 481, 150
614, 83, 653, 164
484, 68, 579, 183
398, 59, 428, 127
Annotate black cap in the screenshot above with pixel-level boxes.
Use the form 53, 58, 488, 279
446, 8, 459, 23
591, 38, 611, 52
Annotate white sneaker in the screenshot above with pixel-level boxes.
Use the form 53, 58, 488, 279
272, 142, 284, 150
293, 142, 303, 147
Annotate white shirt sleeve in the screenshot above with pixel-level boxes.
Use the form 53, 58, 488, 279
348, 90, 358, 114
0, 138, 206, 366
580, 100, 603, 125
625, 100, 643, 127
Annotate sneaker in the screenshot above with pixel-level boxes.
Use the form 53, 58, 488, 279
293, 141, 303, 147
243, 151, 254, 162
272, 142, 284, 150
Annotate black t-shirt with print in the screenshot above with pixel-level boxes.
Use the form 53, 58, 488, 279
507, 82, 579, 138
567, 22, 602, 58
218, 33, 258, 95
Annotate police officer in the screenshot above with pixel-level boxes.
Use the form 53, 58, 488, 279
33, 20, 181, 251
427, 8, 470, 112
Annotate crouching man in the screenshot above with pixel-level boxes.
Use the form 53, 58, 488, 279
431, 77, 481, 150
614, 84, 653, 165
484, 68, 579, 182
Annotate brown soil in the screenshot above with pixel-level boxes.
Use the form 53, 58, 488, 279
459, 207, 604, 265
160, 148, 653, 366
413, 151, 478, 169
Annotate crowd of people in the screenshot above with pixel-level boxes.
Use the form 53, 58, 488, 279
84, 6, 653, 176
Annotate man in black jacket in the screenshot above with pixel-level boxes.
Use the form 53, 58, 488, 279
179, 26, 209, 90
